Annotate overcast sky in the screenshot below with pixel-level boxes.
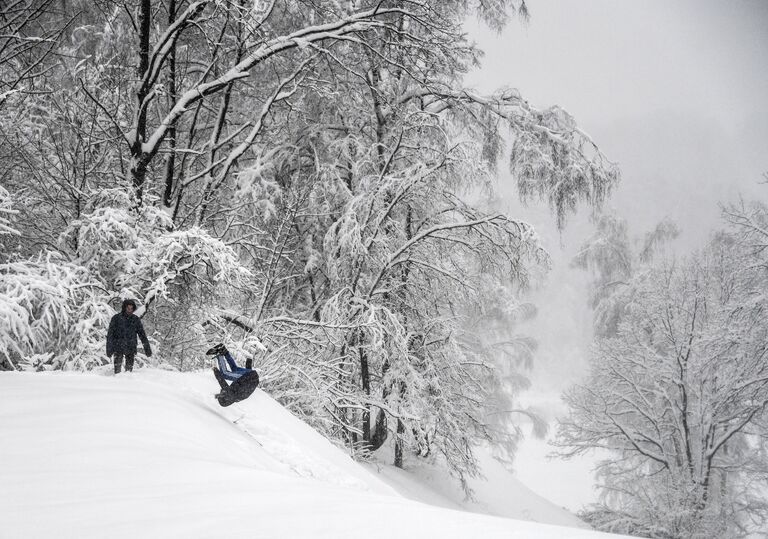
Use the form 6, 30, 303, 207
466, 0, 768, 511
471, 0, 768, 243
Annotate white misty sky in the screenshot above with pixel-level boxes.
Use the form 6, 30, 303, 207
469, 0, 768, 244
465, 0, 768, 511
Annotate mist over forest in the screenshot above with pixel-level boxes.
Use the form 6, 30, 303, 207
2, 1, 767, 537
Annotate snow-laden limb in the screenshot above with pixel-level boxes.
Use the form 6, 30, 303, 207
0, 0, 73, 107
508, 103, 619, 230
128, 227, 251, 316
0, 186, 18, 238
0, 253, 112, 371
722, 196, 768, 259
0, 88, 19, 106
405, 87, 620, 230
132, 4, 417, 190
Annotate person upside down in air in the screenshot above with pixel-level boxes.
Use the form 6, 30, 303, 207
207, 343, 260, 407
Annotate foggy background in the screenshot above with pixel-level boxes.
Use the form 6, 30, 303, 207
467, 0, 768, 511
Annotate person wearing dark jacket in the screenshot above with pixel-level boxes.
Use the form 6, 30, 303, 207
207, 344, 259, 407
212, 368, 260, 407
106, 299, 152, 374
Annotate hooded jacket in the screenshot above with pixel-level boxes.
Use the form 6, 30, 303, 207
216, 370, 260, 407
106, 299, 152, 357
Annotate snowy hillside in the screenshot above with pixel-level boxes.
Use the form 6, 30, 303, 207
0, 370, 624, 538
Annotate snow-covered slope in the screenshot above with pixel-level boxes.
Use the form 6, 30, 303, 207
0, 370, 622, 538
372, 446, 591, 529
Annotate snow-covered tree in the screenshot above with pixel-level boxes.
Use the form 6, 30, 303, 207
558, 207, 768, 537
0, 253, 112, 371
572, 213, 679, 337
0, 0, 620, 494
0, 0, 71, 108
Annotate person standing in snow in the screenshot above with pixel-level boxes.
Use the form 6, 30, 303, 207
106, 299, 152, 374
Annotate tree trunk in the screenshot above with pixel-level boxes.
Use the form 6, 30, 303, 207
162, 0, 177, 209
131, 0, 152, 204
394, 418, 405, 468
360, 346, 371, 441
369, 408, 388, 451
366, 358, 390, 452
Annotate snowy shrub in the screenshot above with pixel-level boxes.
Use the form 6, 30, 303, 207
0, 253, 112, 371
59, 192, 175, 285
130, 227, 250, 308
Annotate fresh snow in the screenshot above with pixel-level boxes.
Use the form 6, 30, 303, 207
0, 370, 625, 538
373, 446, 592, 529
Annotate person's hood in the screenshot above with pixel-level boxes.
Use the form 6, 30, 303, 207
121, 299, 138, 314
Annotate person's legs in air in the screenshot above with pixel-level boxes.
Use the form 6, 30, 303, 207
224, 351, 238, 372
217, 354, 233, 375
212, 366, 229, 390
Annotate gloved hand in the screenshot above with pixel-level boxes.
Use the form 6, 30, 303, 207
144, 347, 152, 357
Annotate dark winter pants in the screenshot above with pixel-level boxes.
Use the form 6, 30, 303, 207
114, 352, 135, 374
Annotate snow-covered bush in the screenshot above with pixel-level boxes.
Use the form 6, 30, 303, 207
0, 179, 252, 372
130, 227, 250, 308
0, 253, 112, 371
58, 191, 174, 286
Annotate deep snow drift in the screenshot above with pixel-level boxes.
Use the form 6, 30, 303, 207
0, 370, 622, 538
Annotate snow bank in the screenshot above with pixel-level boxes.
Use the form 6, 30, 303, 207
370, 446, 591, 529
0, 370, 625, 538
